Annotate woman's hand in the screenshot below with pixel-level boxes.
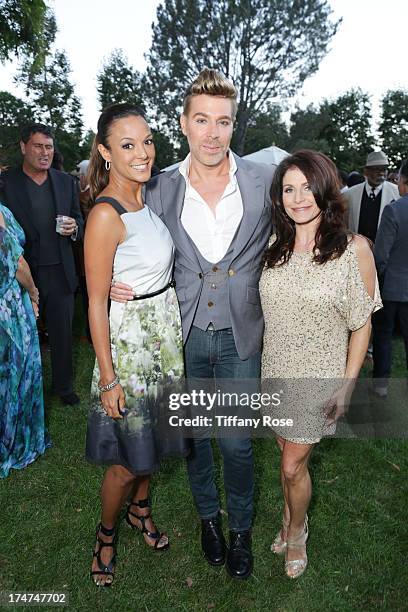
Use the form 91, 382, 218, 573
100, 383, 126, 419
324, 380, 355, 426
29, 285, 39, 318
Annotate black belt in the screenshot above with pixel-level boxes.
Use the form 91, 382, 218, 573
132, 279, 176, 300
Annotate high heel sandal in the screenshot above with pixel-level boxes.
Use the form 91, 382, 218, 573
285, 516, 309, 579
271, 516, 289, 555
125, 498, 169, 551
90, 523, 117, 587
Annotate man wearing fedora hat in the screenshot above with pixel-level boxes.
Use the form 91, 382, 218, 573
345, 150, 399, 243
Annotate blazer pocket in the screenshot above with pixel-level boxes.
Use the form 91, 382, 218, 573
247, 285, 260, 305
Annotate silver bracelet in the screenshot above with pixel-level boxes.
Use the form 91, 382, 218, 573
98, 376, 120, 393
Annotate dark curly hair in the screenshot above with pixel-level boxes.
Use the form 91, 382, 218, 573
264, 149, 349, 268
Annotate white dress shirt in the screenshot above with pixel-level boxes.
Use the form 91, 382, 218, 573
179, 153, 243, 263
365, 181, 382, 198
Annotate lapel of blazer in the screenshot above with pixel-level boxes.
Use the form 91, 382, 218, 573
231, 154, 265, 262
378, 182, 397, 226
10, 167, 39, 240
48, 169, 63, 216
161, 168, 202, 270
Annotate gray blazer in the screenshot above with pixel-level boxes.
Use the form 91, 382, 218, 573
145, 153, 275, 359
374, 194, 408, 302
345, 180, 399, 233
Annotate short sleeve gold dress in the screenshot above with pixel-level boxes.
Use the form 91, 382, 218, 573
259, 238, 382, 444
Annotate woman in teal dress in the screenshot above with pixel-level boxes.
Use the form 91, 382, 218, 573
0, 203, 51, 478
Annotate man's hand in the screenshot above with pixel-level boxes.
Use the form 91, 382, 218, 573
110, 281, 134, 303
57, 215, 78, 236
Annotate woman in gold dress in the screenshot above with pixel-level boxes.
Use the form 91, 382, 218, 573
260, 150, 382, 579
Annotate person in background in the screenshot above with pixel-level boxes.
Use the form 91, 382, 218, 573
347, 171, 365, 188
51, 147, 64, 171
337, 169, 349, 193
0, 124, 83, 406
387, 169, 399, 185
372, 159, 408, 397
0, 203, 51, 478
72, 160, 91, 342
260, 150, 381, 579
345, 151, 399, 244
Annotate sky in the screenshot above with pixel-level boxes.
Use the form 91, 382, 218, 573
0, 0, 406, 133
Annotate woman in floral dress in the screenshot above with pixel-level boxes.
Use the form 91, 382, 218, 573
85, 103, 188, 586
0, 203, 50, 478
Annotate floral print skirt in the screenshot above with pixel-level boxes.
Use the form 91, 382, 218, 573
85, 288, 189, 475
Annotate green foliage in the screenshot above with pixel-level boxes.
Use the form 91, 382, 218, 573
96, 49, 177, 167
152, 129, 177, 169
0, 0, 48, 63
0, 91, 33, 167
379, 90, 408, 168
287, 104, 331, 154
241, 104, 289, 155
97, 49, 145, 111
16, 49, 84, 170
321, 89, 375, 170
146, 0, 340, 153
288, 90, 376, 171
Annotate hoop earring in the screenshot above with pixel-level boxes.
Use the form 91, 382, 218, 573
105, 160, 111, 171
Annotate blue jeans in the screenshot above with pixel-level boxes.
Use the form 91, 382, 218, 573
184, 326, 261, 531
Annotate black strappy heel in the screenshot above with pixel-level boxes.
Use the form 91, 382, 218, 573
90, 523, 117, 587
125, 498, 169, 551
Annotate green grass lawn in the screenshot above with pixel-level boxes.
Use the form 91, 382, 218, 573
1, 303, 408, 611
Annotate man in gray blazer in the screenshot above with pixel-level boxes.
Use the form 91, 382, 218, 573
372, 159, 408, 396
345, 150, 399, 242
111, 68, 274, 579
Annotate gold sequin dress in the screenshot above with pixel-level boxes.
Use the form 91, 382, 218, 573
260, 238, 382, 444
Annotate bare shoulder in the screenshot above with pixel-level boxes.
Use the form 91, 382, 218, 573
87, 202, 122, 225
0, 211, 5, 228
352, 234, 373, 258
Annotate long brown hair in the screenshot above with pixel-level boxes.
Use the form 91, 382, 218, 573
88, 102, 146, 204
264, 149, 349, 268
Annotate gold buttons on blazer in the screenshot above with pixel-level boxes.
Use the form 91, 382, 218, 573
228, 269, 235, 276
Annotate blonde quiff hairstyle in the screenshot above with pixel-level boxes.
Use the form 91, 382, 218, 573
183, 68, 238, 120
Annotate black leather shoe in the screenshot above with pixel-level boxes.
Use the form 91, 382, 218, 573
201, 514, 226, 566
59, 392, 80, 406
226, 530, 253, 579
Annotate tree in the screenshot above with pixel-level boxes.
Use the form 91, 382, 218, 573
16, 49, 84, 170
96, 49, 177, 166
242, 103, 289, 155
0, 0, 48, 64
97, 49, 145, 111
146, 0, 340, 154
0, 91, 34, 166
287, 91, 375, 171
379, 90, 408, 168
287, 104, 331, 154
321, 89, 375, 170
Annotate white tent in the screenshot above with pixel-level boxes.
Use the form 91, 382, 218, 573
242, 145, 288, 165
163, 144, 289, 171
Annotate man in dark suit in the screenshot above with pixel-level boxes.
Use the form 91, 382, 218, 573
1, 123, 83, 405
372, 159, 408, 397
